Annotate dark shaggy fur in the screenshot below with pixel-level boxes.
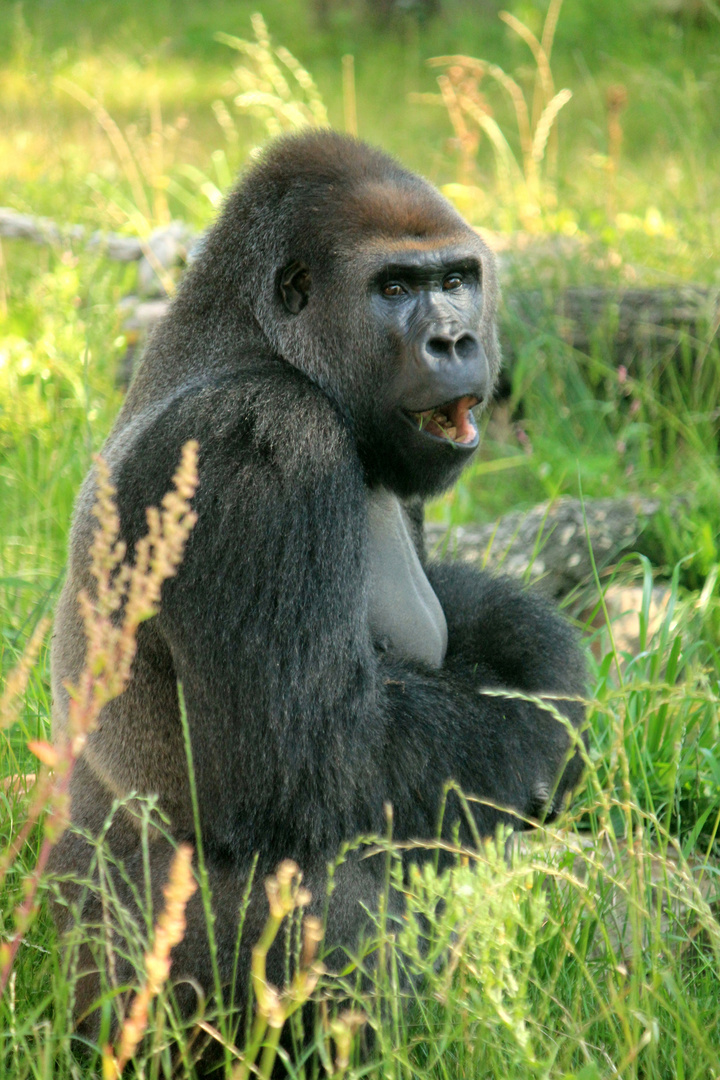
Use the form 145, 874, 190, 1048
49, 130, 586, 1061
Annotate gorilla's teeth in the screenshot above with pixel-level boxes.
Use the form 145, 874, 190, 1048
410, 404, 472, 443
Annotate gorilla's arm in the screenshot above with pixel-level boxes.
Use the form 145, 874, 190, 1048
427, 560, 586, 695
113, 370, 584, 863
426, 560, 587, 814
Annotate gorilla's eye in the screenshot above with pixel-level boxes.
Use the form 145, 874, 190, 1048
443, 274, 464, 291
382, 282, 406, 298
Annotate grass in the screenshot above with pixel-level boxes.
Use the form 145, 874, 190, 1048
1, 0, 720, 1076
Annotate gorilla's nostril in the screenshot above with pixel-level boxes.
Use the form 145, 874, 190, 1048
427, 336, 452, 359
454, 334, 478, 361
426, 334, 478, 364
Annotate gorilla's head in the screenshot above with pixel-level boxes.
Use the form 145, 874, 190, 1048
185, 130, 501, 498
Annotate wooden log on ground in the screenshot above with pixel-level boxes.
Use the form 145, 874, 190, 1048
426, 496, 662, 599
501, 285, 719, 373
2, 207, 716, 383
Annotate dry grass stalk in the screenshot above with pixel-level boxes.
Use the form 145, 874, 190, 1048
606, 83, 628, 218
342, 54, 357, 137
421, 1, 571, 221
233, 860, 325, 1080
0, 617, 50, 731
328, 1010, 367, 1078
55, 77, 186, 293
102, 843, 198, 1077
67, 441, 198, 757
1, 773, 36, 795
0, 440, 199, 995
57, 77, 153, 221
435, 72, 481, 185
218, 14, 329, 139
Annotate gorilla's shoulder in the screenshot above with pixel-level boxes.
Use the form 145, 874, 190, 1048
118, 361, 349, 460
104, 361, 360, 541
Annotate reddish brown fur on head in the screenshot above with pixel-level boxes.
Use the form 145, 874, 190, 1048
225, 129, 474, 256
338, 179, 467, 245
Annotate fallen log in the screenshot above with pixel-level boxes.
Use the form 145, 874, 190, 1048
2, 207, 716, 383
501, 285, 719, 375
426, 496, 661, 599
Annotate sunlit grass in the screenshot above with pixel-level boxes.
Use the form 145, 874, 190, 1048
1, 1, 719, 1075
1, 1, 719, 270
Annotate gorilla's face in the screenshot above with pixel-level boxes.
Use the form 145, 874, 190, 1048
278, 239, 492, 499
365, 243, 490, 494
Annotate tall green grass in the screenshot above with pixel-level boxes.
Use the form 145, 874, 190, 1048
1, 232, 719, 1080
1, 1, 719, 1075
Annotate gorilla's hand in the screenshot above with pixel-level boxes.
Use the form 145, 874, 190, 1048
425, 560, 587, 824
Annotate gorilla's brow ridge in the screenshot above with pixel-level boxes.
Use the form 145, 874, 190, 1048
360, 235, 471, 253
374, 257, 481, 286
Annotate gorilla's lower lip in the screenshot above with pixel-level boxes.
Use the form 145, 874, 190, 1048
403, 395, 480, 447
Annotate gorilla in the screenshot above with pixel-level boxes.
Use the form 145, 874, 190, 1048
49, 130, 586, 1058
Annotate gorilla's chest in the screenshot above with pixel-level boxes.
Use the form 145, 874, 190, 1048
366, 489, 448, 669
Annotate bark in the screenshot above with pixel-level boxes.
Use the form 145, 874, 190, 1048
425, 496, 662, 599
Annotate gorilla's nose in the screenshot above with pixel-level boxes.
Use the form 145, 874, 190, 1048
412, 327, 490, 408
422, 330, 481, 367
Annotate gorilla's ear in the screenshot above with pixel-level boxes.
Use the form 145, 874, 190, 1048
279, 261, 311, 315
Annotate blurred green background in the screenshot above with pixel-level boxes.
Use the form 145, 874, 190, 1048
1, 0, 719, 273
2, 7, 720, 1077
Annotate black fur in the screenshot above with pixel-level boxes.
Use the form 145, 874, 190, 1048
49, 130, 586, 1060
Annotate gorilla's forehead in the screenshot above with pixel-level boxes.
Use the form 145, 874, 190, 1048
341, 178, 469, 242
358, 236, 483, 259
362, 235, 473, 252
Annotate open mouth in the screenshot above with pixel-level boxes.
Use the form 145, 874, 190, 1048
405, 395, 480, 446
